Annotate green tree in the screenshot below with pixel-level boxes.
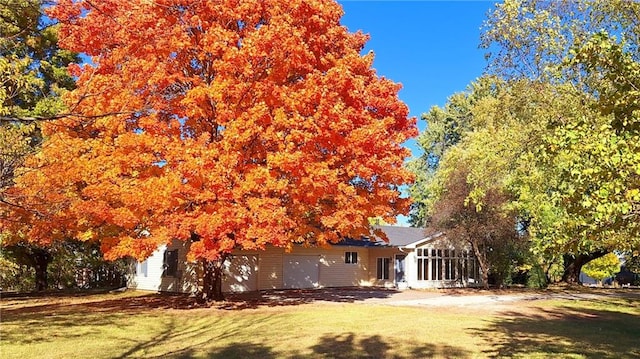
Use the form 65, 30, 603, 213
1, 0, 78, 203
478, 0, 640, 282
408, 77, 500, 227
582, 253, 620, 284
0, 0, 77, 121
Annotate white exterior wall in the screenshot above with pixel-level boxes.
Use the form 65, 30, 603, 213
223, 255, 259, 292
128, 237, 481, 293
313, 246, 370, 288
128, 240, 199, 293
404, 237, 481, 289
256, 247, 284, 290
367, 247, 404, 288
129, 244, 167, 292
236, 245, 372, 290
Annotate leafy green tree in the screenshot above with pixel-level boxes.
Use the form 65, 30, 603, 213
408, 77, 500, 227
1, 0, 78, 205
0, 239, 126, 291
0, 0, 77, 121
412, 0, 640, 284
582, 253, 620, 284
477, 0, 640, 282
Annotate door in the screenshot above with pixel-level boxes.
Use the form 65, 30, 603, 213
283, 255, 319, 289
395, 254, 406, 283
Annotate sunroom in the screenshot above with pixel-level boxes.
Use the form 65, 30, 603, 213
403, 234, 481, 289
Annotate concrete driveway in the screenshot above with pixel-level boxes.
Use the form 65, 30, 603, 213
241, 287, 639, 309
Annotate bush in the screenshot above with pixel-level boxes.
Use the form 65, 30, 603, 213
526, 264, 548, 288
0, 256, 35, 292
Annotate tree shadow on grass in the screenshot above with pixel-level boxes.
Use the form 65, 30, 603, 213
140, 342, 276, 359
112, 321, 278, 359
472, 297, 640, 358
310, 332, 472, 359
216, 287, 400, 310
205, 342, 277, 359
1, 287, 400, 314
1, 293, 282, 349
0, 292, 200, 325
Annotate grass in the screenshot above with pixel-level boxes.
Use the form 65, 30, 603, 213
1, 289, 638, 358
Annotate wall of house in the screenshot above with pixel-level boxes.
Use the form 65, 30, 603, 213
367, 247, 403, 288
129, 240, 200, 293
129, 241, 378, 293
231, 245, 371, 290
317, 246, 370, 287
404, 237, 481, 289
128, 236, 484, 293
128, 244, 166, 292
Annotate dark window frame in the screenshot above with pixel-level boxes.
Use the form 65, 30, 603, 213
345, 251, 358, 264
163, 249, 179, 277
376, 257, 390, 280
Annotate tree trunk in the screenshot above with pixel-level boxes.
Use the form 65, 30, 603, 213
198, 255, 228, 302
480, 265, 490, 289
562, 250, 608, 283
32, 248, 52, 291
470, 241, 490, 289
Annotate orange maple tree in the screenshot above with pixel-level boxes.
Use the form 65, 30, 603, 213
9, 0, 416, 300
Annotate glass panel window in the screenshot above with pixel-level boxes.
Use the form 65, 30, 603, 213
163, 249, 178, 277
138, 260, 148, 277
345, 251, 358, 264
376, 258, 390, 280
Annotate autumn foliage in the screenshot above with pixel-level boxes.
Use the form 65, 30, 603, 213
3, 0, 416, 299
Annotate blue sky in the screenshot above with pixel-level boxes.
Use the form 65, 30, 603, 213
337, 1, 495, 225
338, 1, 495, 158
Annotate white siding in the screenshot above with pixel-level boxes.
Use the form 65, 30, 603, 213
318, 247, 369, 287
131, 241, 464, 293
256, 247, 284, 290
367, 248, 403, 288
128, 240, 198, 293
283, 255, 320, 289
129, 245, 166, 292
223, 255, 258, 292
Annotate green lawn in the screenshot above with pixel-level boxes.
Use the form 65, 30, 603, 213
1, 290, 638, 358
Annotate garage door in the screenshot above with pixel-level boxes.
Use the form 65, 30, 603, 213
223, 255, 258, 292
283, 255, 319, 289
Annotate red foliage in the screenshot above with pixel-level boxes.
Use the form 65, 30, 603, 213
4, 1, 416, 270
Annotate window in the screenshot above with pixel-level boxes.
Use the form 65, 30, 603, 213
444, 249, 456, 280
137, 260, 148, 277
417, 249, 429, 280
345, 251, 358, 264
163, 249, 179, 277
417, 246, 481, 282
376, 257, 390, 280
432, 249, 443, 280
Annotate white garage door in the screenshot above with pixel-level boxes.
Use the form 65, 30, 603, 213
223, 255, 258, 292
283, 255, 320, 289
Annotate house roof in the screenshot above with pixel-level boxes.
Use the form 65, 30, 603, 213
372, 225, 433, 247
336, 226, 435, 248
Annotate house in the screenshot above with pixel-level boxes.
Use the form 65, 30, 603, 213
127, 226, 482, 293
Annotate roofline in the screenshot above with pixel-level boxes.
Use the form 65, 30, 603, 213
401, 231, 445, 248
